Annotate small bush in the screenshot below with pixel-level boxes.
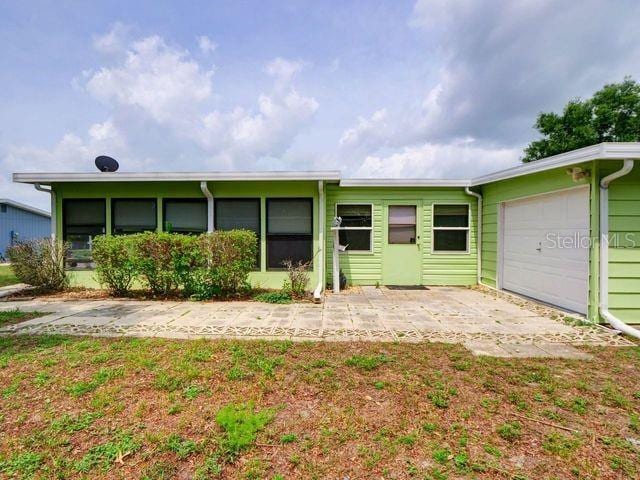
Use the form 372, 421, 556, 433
7, 238, 68, 291
282, 259, 310, 298
92, 235, 136, 295
253, 291, 292, 304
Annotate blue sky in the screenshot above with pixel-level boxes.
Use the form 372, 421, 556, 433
2, 0, 640, 209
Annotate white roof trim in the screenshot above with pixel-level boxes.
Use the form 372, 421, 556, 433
339, 178, 471, 187
0, 198, 51, 218
12, 170, 341, 184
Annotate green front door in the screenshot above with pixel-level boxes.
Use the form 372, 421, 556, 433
382, 201, 422, 285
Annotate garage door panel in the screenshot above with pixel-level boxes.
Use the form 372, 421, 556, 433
502, 187, 589, 314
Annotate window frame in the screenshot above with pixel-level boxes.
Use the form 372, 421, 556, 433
266, 197, 314, 271
162, 198, 208, 235
431, 203, 471, 254
214, 197, 261, 270
387, 204, 418, 245
335, 203, 374, 254
111, 198, 158, 235
62, 198, 107, 270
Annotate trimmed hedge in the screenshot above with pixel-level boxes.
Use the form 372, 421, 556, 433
91, 231, 257, 298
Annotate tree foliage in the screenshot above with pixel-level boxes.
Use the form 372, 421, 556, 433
523, 77, 640, 162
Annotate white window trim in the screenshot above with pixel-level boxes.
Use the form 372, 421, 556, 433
431, 202, 471, 255
335, 203, 374, 254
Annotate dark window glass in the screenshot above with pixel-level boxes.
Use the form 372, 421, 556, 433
215, 199, 261, 268
112, 199, 157, 235
337, 204, 372, 227
336, 204, 372, 252
338, 229, 371, 251
163, 199, 207, 234
434, 205, 468, 228
388, 205, 416, 244
434, 230, 468, 251
0, 204, 6, 213
63, 199, 106, 269
267, 198, 313, 269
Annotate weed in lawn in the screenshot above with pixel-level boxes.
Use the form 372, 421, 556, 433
165, 433, 198, 459
33, 371, 51, 387
215, 403, 276, 458
75, 432, 141, 473
226, 365, 250, 380
51, 412, 102, 433
497, 421, 522, 442
167, 403, 182, 415
609, 455, 636, 476
140, 461, 178, 480
570, 397, 589, 414
507, 391, 528, 411
428, 382, 457, 409
630, 413, 640, 433
194, 454, 223, 479
183, 384, 205, 400
0, 309, 43, 326
397, 433, 417, 447
480, 397, 499, 413
153, 371, 184, 392
602, 384, 629, 408
66, 367, 124, 397
253, 291, 292, 304
453, 452, 469, 472
422, 422, 438, 433
345, 353, 390, 371
432, 447, 451, 464
280, 433, 297, 444
542, 433, 581, 457
373, 380, 385, 390
0, 451, 42, 478
483, 444, 502, 457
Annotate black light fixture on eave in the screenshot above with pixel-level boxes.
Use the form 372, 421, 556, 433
94, 155, 119, 172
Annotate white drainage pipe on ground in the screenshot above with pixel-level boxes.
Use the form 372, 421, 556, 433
465, 187, 482, 285
313, 180, 325, 302
599, 159, 640, 339
34, 183, 55, 240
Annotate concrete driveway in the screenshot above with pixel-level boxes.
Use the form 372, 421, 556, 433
0, 286, 631, 358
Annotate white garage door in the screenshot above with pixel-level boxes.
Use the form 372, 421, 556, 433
501, 186, 589, 314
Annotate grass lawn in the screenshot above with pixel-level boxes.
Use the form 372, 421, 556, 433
0, 265, 18, 288
0, 314, 638, 479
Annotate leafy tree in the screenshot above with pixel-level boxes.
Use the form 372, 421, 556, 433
523, 77, 640, 162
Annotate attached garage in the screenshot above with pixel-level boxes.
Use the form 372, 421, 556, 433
499, 186, 590, 314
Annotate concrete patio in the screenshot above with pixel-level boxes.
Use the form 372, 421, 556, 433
0, 286, 632, 358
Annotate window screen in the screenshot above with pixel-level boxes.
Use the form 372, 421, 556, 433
267, 198, 313, 269
388, 205, 416, 244
163, 199, 207, 234
63, 199, 106, 268
112, 199, 157, 235
433, 204, 469, 252
337, 204, 372, 251
215, 199, 261, 268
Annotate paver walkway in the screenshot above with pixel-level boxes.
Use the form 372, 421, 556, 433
0, 286, 632, 358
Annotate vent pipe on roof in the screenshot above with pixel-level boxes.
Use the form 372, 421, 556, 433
599, 159, 640, 339
34, 183, 55, 240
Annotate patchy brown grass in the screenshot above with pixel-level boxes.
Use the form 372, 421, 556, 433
0, 333, 638, 479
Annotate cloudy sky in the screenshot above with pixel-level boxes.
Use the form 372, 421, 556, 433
2, 0, 640, 210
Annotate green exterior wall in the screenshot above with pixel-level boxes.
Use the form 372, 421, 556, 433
601, 161, 640, 323
325, 186, 478, 286
478, 163, 597, 320
53, 180, 321, 290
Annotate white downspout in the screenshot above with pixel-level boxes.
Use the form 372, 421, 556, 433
34, 183, 55, 239
600, 159, 640, 338
313, 180, 325, 302
200, 181, 214, 232
465, 187, 482, 285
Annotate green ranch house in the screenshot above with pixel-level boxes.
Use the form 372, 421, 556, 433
12, 143, 640, 332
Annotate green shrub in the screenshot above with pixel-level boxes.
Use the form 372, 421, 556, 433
131, 232, 195, 296
253, 291, 292, 304
188, 230, 258, 299
92, 235, 136, 295
7, 238, 69, 291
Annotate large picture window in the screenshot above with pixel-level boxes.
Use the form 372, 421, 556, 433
63, 199, 106, 269
337, 204, 372, 252
112, 199, 157, 235
215, 198, 261, 268
163, 199, 207, 234
388, 205, 417, 244
267, 198, 313, 269
433, 204, 469, 253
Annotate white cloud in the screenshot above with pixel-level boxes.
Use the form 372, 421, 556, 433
93, 22, 132, 54
265, 57, 306, 85
198, 35, 218, 54
356, 140, 519, 179
339, 109, 389, 148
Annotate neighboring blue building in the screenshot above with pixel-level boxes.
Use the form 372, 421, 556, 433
0, 199, 51, 259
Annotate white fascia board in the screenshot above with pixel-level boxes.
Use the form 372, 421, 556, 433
470, 142, 640, 186
340, 178, 472, 187
0, 198, 51, 217
13, 171, 342, 184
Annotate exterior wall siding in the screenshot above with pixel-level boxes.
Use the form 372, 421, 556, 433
325, 186, 478, 286
479, 163, 597, 320
602, 161, 640, 323
53, 181, 320, 290
0, 204, 50, 257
